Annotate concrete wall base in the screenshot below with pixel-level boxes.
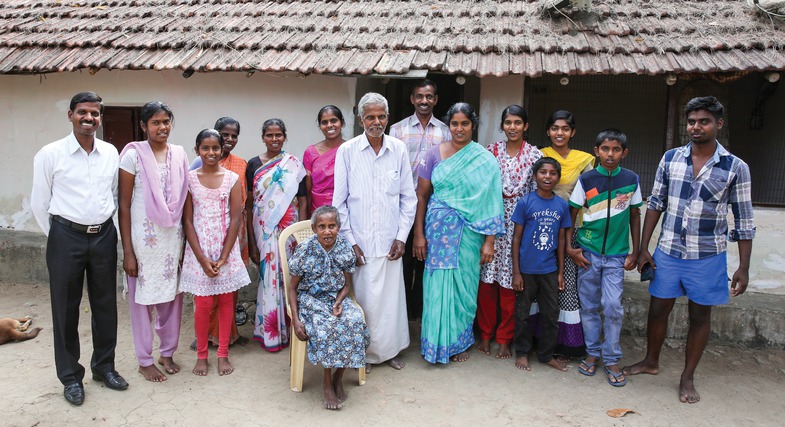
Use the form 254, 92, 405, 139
623, 283, 785, 349
3, 229, 783, 349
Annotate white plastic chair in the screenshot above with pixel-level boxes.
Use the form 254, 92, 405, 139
278, 220, 367, 392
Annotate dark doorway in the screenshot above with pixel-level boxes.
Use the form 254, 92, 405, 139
384, 73, 481, 138
526, 74, 667, 198
102, 106, 142, 152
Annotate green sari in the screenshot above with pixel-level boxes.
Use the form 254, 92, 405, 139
420, 142, 504, 364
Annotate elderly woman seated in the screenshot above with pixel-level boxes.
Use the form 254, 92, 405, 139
287, 205, 370, 410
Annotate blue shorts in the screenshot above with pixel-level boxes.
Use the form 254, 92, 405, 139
648, 248, 728, 306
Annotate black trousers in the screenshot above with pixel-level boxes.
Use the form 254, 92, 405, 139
513, 271, 559, 363
403, 227, 424, 321
47, 219, 118, 386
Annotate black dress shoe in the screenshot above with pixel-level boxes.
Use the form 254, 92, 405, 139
92, 370, 129, 391
64, 383, 84, 406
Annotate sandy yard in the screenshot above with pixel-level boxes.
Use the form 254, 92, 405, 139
1, 281, 784, 427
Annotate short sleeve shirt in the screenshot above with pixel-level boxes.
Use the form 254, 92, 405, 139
511, 192, 572, 274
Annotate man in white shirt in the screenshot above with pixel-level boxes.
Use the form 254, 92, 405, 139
389, 80, 451, 322
31, 92, 127, 406
333, 92, 417, 371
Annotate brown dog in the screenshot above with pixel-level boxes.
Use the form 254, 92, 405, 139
0, 316, 42, 345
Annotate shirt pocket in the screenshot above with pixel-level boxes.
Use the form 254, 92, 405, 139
385, 169, 400, 195
96, 174, 115, 196
699, 177, 729, 203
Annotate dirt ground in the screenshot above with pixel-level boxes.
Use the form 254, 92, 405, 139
1, 282, 784, 427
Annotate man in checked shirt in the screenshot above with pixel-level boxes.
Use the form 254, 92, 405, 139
623, 96, 755, 404
389, 79, 451, 322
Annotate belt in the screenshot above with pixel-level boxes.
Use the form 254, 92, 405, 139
52, 215, 111, 234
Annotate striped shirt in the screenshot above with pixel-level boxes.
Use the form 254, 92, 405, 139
389, 114, 451, 189
332, 133, 417, 258
648, 142, 755, 260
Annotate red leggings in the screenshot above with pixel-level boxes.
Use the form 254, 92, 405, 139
194, 293, 234, 359
476, 281, 516, 344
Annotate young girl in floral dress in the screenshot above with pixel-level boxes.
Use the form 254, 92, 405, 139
181, 129, 250, 376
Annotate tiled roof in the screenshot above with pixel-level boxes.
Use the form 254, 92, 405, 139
1, 0, 784, 76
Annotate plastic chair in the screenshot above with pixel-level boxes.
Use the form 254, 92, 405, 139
278, 220, 367, 392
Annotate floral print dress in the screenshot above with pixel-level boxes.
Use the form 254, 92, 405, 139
479, 140, 542, 289
180, 170, 250, 296
289, 235, 369, 368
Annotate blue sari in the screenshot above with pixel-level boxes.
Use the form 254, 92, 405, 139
420, 142, 504, 364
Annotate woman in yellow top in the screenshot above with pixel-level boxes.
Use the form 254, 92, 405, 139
537, 110, 594, 360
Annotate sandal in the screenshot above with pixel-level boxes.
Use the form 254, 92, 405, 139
578, 358, 597, 376
235, 304, 248, 326
604, 366, 627, 387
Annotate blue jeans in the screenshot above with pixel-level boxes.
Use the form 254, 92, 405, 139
577, 251, 625, 366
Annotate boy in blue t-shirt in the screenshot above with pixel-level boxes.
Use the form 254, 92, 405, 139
567, 128, 642, 387
511, 158, 572, 372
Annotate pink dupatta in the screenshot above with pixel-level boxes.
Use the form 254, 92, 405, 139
120, 141, 189, 227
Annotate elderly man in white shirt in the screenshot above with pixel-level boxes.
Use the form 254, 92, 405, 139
31, 92, 128, 406
333, 92, 417, 371
389, 79, 451, 322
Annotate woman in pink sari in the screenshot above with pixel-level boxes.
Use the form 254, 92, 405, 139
303, 105, 345, 217
247, 119, 307, 351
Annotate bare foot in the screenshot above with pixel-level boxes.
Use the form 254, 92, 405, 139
234, 335, 250, 346
476, 339, 491, 355
192, 359, 208, 376
679, 377, 701, 403
622, 359, 659, 376
218, 357, 233, 376
333, 371, 347, 402
546, 358, 568, 372
515, 356, 530, 371
496, 343, 512, 359
138, 364, 167, 382
387, 358, 405, 370
323, 383, 342, 410
450, 351, 470, 363
158, 356, 180, 374
189, 339, 197, 352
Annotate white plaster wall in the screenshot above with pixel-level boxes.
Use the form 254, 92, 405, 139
623, 207, 785, 295
477, 75, 525, 146
720, 207, 785, 295
2, 70, 784, 295
0, 70, 357, 231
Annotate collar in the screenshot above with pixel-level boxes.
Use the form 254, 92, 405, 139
596, 165, 621, 177
682, 140, 726, 164
66, 132, 102, 155
358, 133, 389, 155
408, 114, 441, 129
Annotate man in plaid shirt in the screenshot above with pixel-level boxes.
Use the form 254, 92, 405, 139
623, 96, 755, 404
389, 79, 451, 322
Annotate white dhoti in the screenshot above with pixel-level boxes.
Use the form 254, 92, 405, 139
353, 256, 410, 364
